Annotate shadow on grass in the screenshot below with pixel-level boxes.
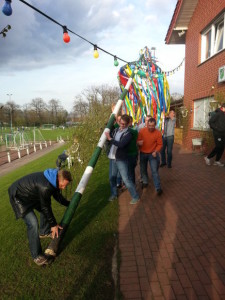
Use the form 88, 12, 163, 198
57, 182, 112, 255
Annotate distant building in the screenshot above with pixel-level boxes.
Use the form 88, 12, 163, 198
165, 0, 225, 150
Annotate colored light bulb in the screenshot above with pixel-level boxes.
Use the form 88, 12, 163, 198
63, 26, 70, 43
93, 45, 99, 58
2, 0, 12, 16
114, 56, 119, 67
63, 32, 70, 43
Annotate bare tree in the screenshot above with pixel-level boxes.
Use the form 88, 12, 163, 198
73, 95, 89, 120
30, 98, 47, 125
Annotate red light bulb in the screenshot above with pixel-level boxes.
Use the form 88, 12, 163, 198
62, 26, 70, 43
63, 32, 70, 43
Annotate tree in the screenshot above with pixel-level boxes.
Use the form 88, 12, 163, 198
30, 98, 47, 125
73, 84, 120, 120
5, 101, 20, 128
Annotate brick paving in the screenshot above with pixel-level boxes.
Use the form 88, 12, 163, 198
118, 144, 225, 300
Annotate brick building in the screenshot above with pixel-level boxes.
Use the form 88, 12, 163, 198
165, 0, 225, 150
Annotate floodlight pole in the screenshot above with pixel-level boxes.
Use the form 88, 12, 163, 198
45, 70, 135, 258
7, 94, 13, 132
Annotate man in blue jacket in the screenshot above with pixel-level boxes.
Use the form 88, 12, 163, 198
8, 169, 72, 266
105, 114, 140, 204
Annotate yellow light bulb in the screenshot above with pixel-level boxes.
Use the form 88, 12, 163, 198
93, 50, 99, 58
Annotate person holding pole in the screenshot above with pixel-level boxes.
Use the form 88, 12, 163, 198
8, 169, 72, 266
105, 114, 140, 204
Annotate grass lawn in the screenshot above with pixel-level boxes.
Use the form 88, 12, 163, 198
0, 146, 119, 299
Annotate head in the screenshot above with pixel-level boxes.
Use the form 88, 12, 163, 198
58, 169, 72, 189
120, 114, 130, 129
147, 117, 156, 132
221, 103, 225, 112
169, 110, 175, 119
145, 114, 152, 126
116, 114, 121, 124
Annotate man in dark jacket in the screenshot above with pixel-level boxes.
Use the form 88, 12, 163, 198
204, 103, 225, 167
105, 114, 140, 204
8, 169, 72, 266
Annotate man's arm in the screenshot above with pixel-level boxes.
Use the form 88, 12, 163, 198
53, 190, 70, 207
155, 131, 163, 153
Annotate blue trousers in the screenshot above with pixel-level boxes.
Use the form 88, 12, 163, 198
140, 152, 161, 190
23, 211, 51, 259
109, 159, 139, 200
127, 154, 138, 184
161, 136, 174, 167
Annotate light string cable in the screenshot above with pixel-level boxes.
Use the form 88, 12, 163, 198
162, 57, 185, 75
18, 0, 129, 64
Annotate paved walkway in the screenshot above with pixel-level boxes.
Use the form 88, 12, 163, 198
118, 145, 225, 300
0, 142, 65, 178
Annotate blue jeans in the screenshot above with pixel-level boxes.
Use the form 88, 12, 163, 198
23, 211, 51, 259
109, 159, 139, 200
140, 152, 161, 190
116, 171, 122, 186
161, 136, 174, 167
127, 154, 137, 184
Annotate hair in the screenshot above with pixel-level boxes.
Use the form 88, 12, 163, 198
145, 114, 152, 120
121, 114, 130, 125
148, 117, 156, 125
129, 116, 133, 122
58, 169, 72, 182
221, 103, 225, 108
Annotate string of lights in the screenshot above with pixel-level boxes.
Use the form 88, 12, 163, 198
1, 0, 184, 72
162, 57, 185, 76
1, 0, 128, 66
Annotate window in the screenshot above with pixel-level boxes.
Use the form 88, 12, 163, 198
193, 98, 213, 129
215, 21, 224, 52
201, 13, 225, 62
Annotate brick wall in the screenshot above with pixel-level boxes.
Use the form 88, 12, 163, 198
183, 0, 225, 151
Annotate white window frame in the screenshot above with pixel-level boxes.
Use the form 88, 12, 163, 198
201, 12, 225, 63
193, 97, 214, 130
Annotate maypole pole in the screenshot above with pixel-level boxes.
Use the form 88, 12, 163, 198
45, 69, 135, 258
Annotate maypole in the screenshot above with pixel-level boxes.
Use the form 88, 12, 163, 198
45, 70, 135, 258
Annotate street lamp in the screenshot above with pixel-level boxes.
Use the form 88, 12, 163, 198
7, 93, 13, 132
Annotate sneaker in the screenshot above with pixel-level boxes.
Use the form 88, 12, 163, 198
108, 195, 118, 202
157, 189, 163, 196
160, 163, 166, 168
130, 198, 140, 204
33, 255, 48, 266
213, 161, 224, 167
167, 165, 172, 168
39, 233, 52, 239
204, 156, 211, 165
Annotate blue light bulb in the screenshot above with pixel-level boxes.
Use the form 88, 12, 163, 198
2, 0, 12, 16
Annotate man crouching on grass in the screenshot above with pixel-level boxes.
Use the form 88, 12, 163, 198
8, 169, 72, 266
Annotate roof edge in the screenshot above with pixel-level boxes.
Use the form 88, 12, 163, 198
165, 0, 183, 44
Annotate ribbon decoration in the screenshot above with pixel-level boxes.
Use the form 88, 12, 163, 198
118, 46, 171, 131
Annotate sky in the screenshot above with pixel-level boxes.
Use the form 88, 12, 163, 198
0, 0, 185, 112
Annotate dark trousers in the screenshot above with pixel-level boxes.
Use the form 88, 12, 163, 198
161, 136, 174, 167
207, 132, 225, 161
